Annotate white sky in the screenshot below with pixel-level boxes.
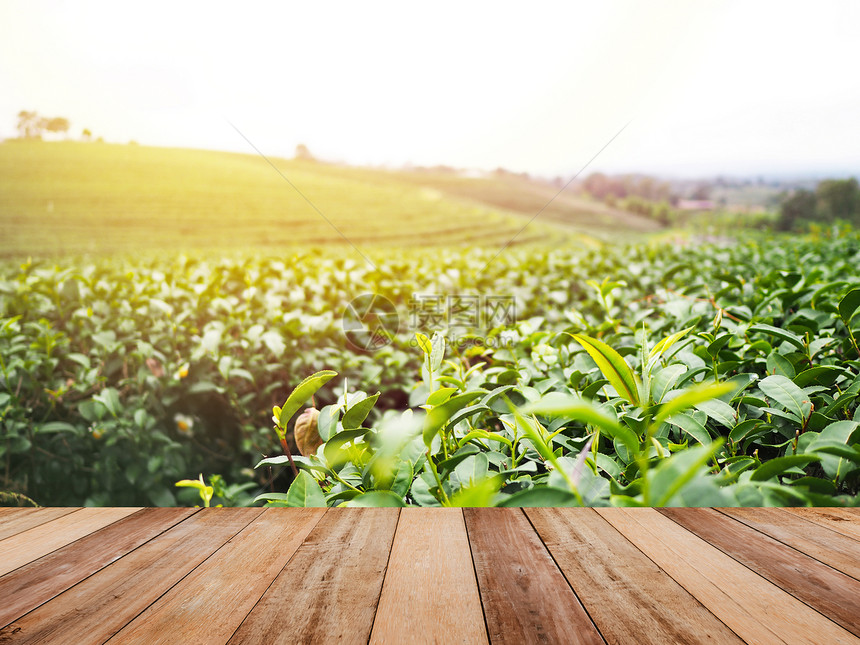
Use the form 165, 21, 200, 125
1, 0, 859, 177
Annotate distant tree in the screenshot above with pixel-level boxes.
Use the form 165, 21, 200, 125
16, 110, 42, 138
81, 128, 92, 141
637, 176, 656, 200
44, 117, 70, 138
583, 172, 672, 203
15, 111, 72, 140
583, 172, 610, 199
654, 201, 672, 225
295, 143, 314, 161
776, 189, 817, 231
816, 178, 859, 223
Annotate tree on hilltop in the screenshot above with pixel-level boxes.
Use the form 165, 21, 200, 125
295, 143, 315, 161
44, 117, 70, 138
817, 178, 859, 222
16, 110, 42, 138
776, 189, 819, 231
776, 178, 860, 231
15, 111, 71, 140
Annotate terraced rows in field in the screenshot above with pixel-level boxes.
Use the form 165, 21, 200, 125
0, 142, 591, 256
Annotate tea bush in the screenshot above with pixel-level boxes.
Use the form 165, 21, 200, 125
2, 231, 860, 506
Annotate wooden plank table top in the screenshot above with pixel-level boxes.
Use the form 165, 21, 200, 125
0, 507, 858, 644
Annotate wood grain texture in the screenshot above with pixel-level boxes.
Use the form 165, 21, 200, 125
0, 507, 263, 644
527, 508, 742, 645
596, 507, 858, 645
0, 506, 139, 576
227, 508, 399, 645
660, 507, 860, 636
0, 507, 197, 628
0, 506, 859, 644
719, 507, 860, 581
784, 507, 860, 541
0, 507, 78, 541
464, 508, 603, 645
108, 508, 326, 645
369, 508, 488, 645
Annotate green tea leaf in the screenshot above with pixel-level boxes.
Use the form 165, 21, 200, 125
748, 324, 806, 351
93, 388, 121, 418
524, 394, 639, 456
648, 441, 723, 506
666, 412, 711, 446
654, 381, 735, 425
449, 475, 504, 507
430, 332, 445, 371
805, 420, 860, 479
838, 287, 860, 324
416, 333, 432, 355
344, 491, 405, 507
650, 364, 688, 404
282, 470, 326, 507
277, 370, 337, 428
759, 374, 808, 421
342, 392, 380, 430
37, 421, 79, 434
497, 487, 580, 507
423, 391, 485, 447
323, 428, 371, 467
750, 455, 820, 482
693, 398, 737, 428
766, 352, 795, 378
569, 333, 641, 406
649, 325, 694, 362
809, 442, 860, 464
426, 387, 457, 406
454, 453, 489, 487
437, 445, 481, 476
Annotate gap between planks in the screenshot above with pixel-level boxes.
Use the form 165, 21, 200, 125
2, 507, 859, 645
597, 508, 858, 645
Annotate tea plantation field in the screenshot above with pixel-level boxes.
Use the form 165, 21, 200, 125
0, 141, 660, 258
2, 231, 860, 507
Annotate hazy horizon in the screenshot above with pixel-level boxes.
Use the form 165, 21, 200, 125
2, 1, 860, 179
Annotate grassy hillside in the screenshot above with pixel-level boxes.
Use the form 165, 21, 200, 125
0, 141, 659, 257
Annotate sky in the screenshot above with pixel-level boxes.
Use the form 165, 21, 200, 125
1, 0, 859, 178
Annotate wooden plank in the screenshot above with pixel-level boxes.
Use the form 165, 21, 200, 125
0, 507, 139, 576
0, 507, 79, 541
108, 508, 326, 645
527, 508, 742, 645
369, 508, 488, 645
784, 508, 860, 541
228, 508, 399, 645
0, 507, 198, 628
464, 508, 603, 645
0, 507, 40, 525
0, 507, 263, 644
719, 507, 860, 581
660, 507, 860, 637
596, 508, 858, 645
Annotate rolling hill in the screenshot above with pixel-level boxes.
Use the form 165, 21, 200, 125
0, 141, 661, 257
